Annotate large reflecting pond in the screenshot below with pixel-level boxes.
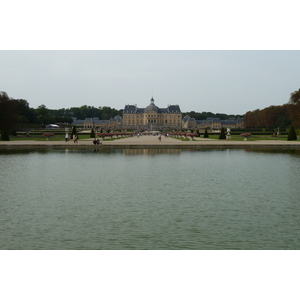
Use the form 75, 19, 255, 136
1, 148, 300, 249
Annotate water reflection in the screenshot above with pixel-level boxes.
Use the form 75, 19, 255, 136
2, 147, 300, 158
1, 148, 300, 249
122, 148, 182, 156
243, 148, 300, 157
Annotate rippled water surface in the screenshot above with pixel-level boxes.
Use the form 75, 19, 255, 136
1, 148, 300, 249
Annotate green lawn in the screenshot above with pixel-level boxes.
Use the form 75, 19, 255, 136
199, 135, 289, 141
9, 135, 130, 142
169, 134, 291, 142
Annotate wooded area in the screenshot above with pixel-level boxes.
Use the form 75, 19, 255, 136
244, 89, 300, 128
0, 91, 122, 130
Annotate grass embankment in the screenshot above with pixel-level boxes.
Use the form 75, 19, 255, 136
9, 135, 130, 142
205, 135, 289, 141
170, 135, 290, 142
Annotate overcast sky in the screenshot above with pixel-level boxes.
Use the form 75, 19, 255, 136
1, 1, 300, 116
1, 50, 300, 115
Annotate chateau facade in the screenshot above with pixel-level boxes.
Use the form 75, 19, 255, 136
123, 98, 182, 130
182, 115, 244, 130
70, 98, 244, 130
71, 116, 123, 130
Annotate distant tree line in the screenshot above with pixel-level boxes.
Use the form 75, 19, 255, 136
244, 89, 300, 129
182, 111, 243, 120
0, 91, 122, 130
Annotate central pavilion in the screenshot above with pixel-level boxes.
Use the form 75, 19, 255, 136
122, 98, 182, 130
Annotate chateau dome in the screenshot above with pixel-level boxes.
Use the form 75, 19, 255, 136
145, 98, 160, 113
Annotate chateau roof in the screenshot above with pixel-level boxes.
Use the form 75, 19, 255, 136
123, 105, 137, 114
124, 98, 181, 114
71, 116, 122, 125
71, 117, 84, 125
145, 98, 160, 113
166, 105, 181, 113
183, 115, 191, 122
221, 120, 236, 125
196, 119, 212, 125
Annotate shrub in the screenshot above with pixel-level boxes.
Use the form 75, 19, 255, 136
90, 128, 95, 138
203, 128, 209, 138
219, 127, 226, 139
287, 126, 297, 141
71, 126, 79, 139
0, 129, 10, 141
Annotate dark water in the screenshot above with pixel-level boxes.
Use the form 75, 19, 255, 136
1, 148, 300, 249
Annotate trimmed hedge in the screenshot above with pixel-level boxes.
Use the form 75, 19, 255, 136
287, 126, 297, 141
0, 129, 10, 141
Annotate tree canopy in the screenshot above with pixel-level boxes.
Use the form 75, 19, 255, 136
0, 91, 123, 130
0, 91, 20, 130
183, 110, 242, 120
244, 100, 300, 129
289, 89, 300, 104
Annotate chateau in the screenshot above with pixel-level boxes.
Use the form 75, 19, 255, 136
71, 98, 244, 130
71, 116, 123, 130
123, 98, 182, 130
182, 115, 244, 130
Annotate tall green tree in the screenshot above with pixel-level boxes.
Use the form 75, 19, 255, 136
36, 104, 50, 125
0, 91, 20, 130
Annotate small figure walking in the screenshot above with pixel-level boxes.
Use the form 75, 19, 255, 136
65, 133, 69, 142
73, 134, 78, 143
158, 134, 162, 141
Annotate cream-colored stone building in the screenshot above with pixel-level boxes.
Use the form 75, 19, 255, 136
71, 116, 123, 130
123, 98, 182, 130
182, 115, 244, 130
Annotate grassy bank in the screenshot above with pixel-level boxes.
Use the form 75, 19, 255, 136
200, 135, 289, 141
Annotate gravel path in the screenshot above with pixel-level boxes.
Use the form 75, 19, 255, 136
1, 135, 300, 148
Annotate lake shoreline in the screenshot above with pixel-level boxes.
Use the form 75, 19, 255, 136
1, 135, 300, 150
